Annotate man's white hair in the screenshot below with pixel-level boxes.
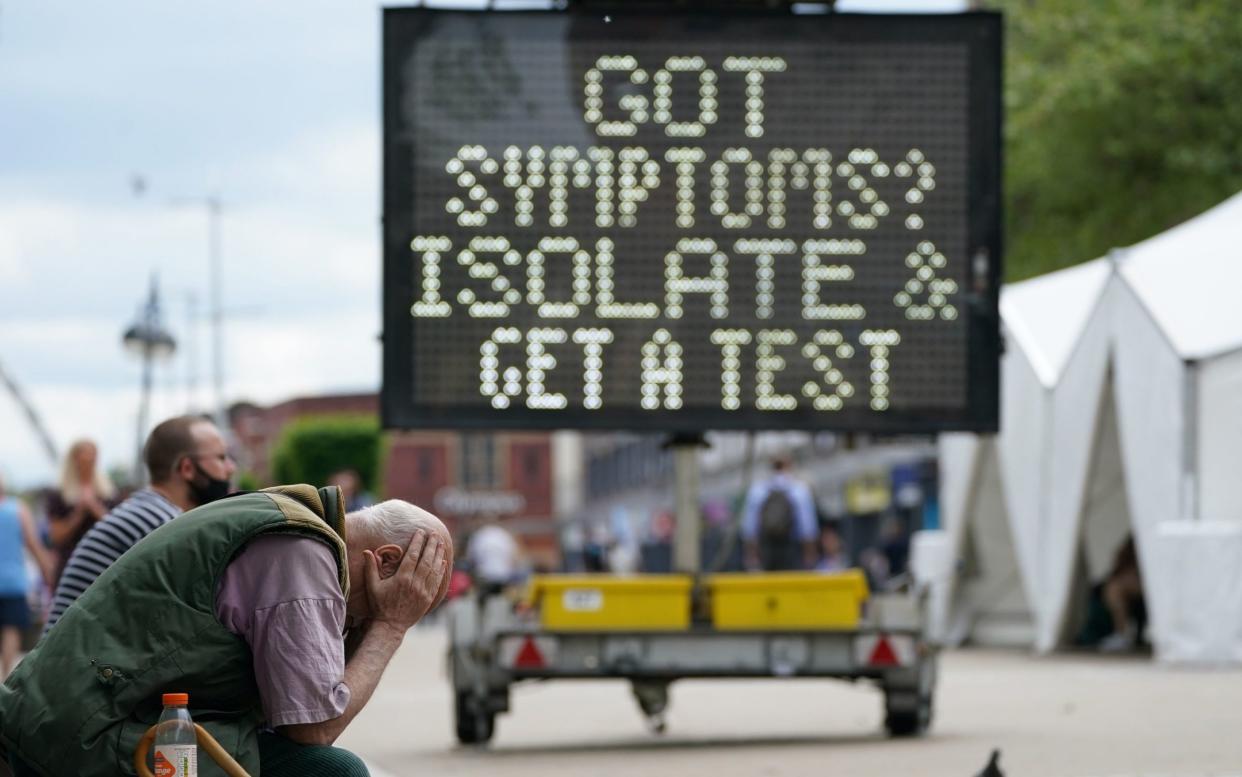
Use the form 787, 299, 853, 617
349, 499, 446, 547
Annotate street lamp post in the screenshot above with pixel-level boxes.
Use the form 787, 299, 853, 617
123, 275, 177, 485
205, 195, 225, 432
133, 180, 227, 427
170, 195, 226, 431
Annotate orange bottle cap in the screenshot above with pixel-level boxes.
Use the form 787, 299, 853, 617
162, 693, 189, 706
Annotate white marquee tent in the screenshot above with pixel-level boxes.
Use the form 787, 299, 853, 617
938, 191, 1242, 662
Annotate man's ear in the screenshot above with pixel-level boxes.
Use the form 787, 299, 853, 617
375, 544, 404, 578
176, 455, 196, 482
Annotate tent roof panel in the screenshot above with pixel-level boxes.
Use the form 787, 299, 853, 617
1120, 191, 1242, 361
1000, 258, 1111, 386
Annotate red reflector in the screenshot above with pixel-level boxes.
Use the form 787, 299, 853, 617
868, 636, 901, 668
513, 637, 546, 669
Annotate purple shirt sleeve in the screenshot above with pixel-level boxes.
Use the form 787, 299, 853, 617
215, 534, 351, 727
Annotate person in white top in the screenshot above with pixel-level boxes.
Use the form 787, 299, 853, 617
466, 514, 522, 592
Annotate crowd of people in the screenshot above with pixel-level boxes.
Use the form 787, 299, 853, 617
556, 454, 915, 589
736, 455, 914, 588
0, 419, 238, 650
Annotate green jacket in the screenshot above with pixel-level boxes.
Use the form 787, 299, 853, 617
0, 484, 350, 777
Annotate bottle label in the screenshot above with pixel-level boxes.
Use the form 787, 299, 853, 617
154, 745, 197, 777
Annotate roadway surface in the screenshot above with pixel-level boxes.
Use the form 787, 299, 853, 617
339, 626, 1242, 777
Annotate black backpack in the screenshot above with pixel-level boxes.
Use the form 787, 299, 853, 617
758, 488, 796, 542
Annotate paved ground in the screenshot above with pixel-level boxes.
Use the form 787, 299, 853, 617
339, 626, 1242, 777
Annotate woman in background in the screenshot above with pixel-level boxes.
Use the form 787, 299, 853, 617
45, 440, 115, 586
0, 475, 53, 678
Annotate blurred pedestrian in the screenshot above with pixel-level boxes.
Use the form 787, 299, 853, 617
741, 454, 818, 571
45, 439, 116, 586
583, 522, 611, 572
879, 516, 910, 579
814, 524, 848, 573
328, 468, 374, 512
43, 415, 236, 633
860, 547, 890, 590
466, 513, 522, 593
855, 517, 911, 591
607, 506, 640, 574
0, 475, 54, 679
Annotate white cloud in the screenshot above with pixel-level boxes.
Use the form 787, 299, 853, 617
227, 310, 380, 406
0, 401, 61, 489
222, 202, 379, 305
231, 122, 378, 213
0, 230, 23, 285
0, 202, 92, 292
3, 317, 140, 394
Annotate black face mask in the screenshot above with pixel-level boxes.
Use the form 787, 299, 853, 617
188, 461, 232, 506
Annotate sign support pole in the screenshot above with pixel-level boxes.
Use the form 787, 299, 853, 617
667, 432, 708, 574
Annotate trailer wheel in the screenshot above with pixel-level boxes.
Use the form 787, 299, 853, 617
883, 651, 935, 737
455, 691, 495, 745
883, 696, 931, 737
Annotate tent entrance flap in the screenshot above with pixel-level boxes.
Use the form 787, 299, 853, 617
950, 440, 1034, 648
1059, 379, 1141, 648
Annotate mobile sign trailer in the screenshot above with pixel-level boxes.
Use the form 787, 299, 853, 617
381, 4, 1001, 743
447, 574, 936, 743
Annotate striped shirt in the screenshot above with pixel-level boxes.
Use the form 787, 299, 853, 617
44, 488, 181, 633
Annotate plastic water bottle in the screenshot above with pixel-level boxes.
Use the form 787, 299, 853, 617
153, 693, 197, 777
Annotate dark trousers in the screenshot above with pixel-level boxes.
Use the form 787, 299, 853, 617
7, 733, 369, 777
5, 753, 34, 777
258, 731, 370, 777
759, 537, 803, 571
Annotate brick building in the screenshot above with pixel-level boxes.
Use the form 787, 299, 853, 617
229, 393, 559, 566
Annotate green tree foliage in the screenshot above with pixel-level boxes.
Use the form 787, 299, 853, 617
235, 471, 260, 492
270, 415, 382, 493
993, 0, 1242, 279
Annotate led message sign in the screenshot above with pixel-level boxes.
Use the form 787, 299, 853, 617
382, 9, 1001, 431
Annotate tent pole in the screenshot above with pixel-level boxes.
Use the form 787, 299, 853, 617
1182, 360, 1200, 522
666, 432, 707, 573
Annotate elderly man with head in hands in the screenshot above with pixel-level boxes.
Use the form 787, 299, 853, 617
0, 485, 452, 777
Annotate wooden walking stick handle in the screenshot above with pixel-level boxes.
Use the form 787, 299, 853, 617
134, 723, 251, 777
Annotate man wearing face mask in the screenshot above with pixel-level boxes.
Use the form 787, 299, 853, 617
42, 414, 236, 632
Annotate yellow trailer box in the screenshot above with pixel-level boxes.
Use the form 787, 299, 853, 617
707, 570, 869, 630
528, 575, 693, 630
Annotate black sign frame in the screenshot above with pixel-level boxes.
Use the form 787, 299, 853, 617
382, 7, 1001, 433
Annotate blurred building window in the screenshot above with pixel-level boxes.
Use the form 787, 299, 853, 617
459, 433, 496, 488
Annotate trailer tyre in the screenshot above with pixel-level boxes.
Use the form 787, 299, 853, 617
883, 697, 931, 737
883, 651, 936, 737
455, 692, 495, 745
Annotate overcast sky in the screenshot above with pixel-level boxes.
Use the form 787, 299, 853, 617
0, 0, 966, 488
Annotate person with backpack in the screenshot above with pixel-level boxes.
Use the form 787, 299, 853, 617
741, 455, 819, 572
